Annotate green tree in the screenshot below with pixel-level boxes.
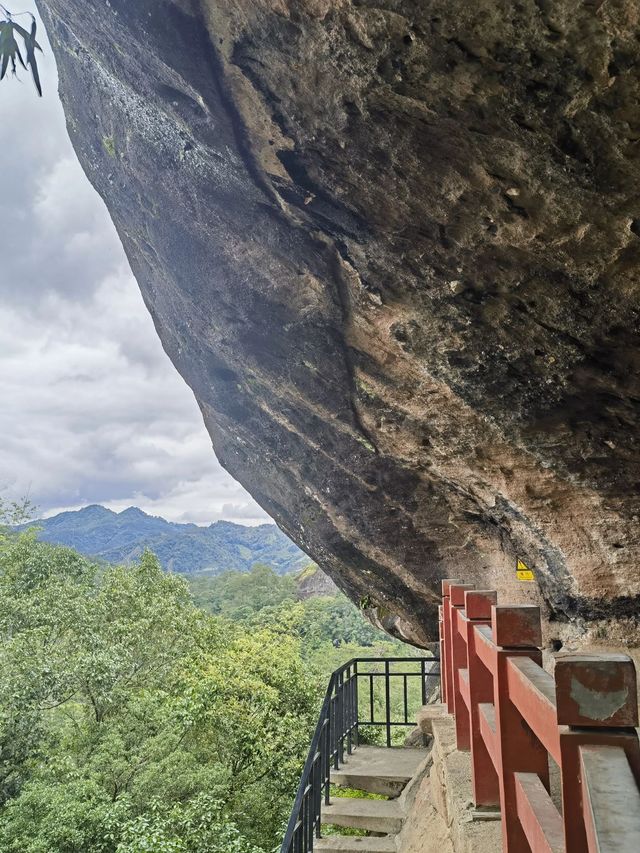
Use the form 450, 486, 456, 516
0, 535, 317, 852
115, 794, 264, 853
188, 563, 296, 620
0, 494, 34, 528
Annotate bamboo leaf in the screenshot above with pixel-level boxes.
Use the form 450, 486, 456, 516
15, 41, 25, 69
13, 20, 42, 52
29, 51, 41, 96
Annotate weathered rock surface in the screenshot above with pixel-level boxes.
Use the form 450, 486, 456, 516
397, 713, 501, 853
296, 565, 340, 599
37, 0, 640, 646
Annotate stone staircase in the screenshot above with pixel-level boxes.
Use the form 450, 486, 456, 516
314, 746, 427, 853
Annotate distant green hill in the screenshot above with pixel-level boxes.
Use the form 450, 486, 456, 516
21, 505, 309, 575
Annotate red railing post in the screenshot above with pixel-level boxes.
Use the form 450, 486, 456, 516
492, 605, 549, 853
464, 589, 499, 807
554, 653, 640, 853
441, 579, 461, 713
438, 581, 640, 852
450, 583, 475, 750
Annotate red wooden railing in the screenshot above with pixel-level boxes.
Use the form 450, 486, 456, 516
439, 579, 640, 852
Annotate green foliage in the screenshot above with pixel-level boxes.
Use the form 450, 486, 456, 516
0, 533, 319, 852
0, 494, 34, 528
189, 565, 395, 655
329, 786, 385, 800
115, 795, 266, 853
102, 136, 116, 158
296, 596, 386, 649
188, 563, 296, 620
0, 512, 420, 852
294, 564, 317, 583
0, 8, 42, 95
187, 566, 420, 747
0, 778, 123, 853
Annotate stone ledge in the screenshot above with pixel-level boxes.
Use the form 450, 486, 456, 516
416, 702, 449, 735
397, 711, 502, 853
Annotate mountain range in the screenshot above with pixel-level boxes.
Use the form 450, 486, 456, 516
22, 505, 309, 575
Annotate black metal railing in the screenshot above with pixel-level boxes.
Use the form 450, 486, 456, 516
280, 656, 440, 853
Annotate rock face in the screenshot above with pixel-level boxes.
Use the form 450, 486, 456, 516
37, 0, 640, 646
296, 565, 340, 600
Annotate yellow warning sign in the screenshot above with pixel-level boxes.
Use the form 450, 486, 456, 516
516, 558, 535, 582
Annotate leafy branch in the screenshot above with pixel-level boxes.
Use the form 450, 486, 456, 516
0, 5, 43, 96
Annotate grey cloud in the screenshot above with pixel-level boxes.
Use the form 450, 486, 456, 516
221, 503, 272, 521
1, 86, 119, 307
0, 2, 270, 527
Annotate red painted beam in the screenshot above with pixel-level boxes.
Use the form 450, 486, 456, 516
459, 667, 470, 711
560, 728, 640, 851
479, 702, 499, 772
507, 657, 561, 764
479, 701, 496, 732
474, 623, 495, 675
515, 772, 564, 853
440, 587, 640, 853
456, 607, 467, 639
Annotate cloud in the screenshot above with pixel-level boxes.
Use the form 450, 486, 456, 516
0, 2, 270, 527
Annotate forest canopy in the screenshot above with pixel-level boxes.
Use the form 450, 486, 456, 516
0, 513, 407, 852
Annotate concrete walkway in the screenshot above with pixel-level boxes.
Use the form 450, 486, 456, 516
322, 798, 403, 834
314, 745, 428, 852
330, 746, 427, 797
314, 838, 397, 852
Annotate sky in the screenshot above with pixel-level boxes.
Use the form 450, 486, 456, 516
0, 2, 270, 526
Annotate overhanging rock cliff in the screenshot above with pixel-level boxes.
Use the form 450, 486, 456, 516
37, 0, 640, 646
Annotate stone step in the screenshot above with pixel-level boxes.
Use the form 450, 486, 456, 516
314, 836, 397, 852
331, 745, 427, 797
322, 797, 403, 834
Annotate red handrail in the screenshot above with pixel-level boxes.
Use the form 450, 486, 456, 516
439, 580, 640, 852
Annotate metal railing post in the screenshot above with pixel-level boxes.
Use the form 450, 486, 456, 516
384, 659, 392, 747
346, 665, 352, 755
323, 718, 330, 807
280, 656, 440, 853
338, 670, 344, 764
353, 660, 359, 748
